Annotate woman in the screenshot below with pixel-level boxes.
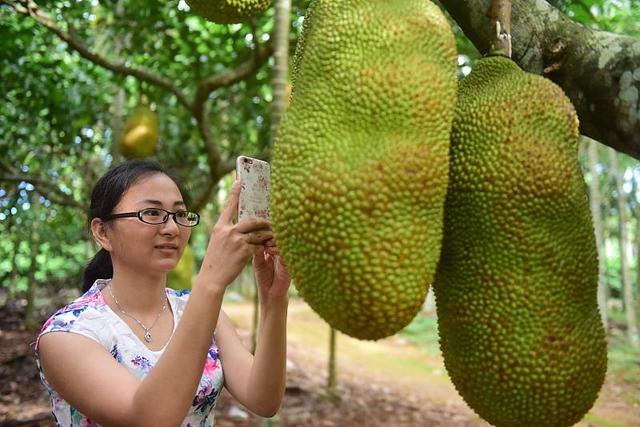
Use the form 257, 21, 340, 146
35, 159, 290, 426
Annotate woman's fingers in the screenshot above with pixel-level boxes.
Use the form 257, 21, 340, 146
265, 246, 280, 256
246, 230, 273, 245
236, 217, 271, 233
218, 181, 242, 224
249, 243, 264, 254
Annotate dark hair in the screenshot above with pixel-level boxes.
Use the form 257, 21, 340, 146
83, 159, 184, 292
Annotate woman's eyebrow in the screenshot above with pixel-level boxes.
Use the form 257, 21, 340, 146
139, 199, 186, 207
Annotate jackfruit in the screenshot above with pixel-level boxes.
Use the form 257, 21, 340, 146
185, 0, 271, 24
168, 244, 195, 290
433, 55, 607, 426
271, 0, 457, 340
119, 106, 159, 159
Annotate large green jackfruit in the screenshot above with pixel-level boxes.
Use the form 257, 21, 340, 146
185, 0, 271, 24
433, 56, 607, 426
271, 0, 457, 340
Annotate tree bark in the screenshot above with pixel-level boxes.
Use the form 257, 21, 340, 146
587, 137, 608, 330
439, 0, 640, 160
609, 148, 639, 348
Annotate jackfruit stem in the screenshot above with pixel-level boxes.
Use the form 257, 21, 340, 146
488, 0, 512, 58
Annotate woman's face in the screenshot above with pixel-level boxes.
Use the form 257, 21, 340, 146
104, 173, 192, 274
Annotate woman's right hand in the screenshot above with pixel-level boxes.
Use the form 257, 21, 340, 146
196, 181, 273, 290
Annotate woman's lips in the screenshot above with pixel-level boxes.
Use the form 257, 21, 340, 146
155, 244, 178, 253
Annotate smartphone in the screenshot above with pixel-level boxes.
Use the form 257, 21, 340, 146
236, 155, 271, 221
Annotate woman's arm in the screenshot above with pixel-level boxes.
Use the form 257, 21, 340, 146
217, 250, 291, 417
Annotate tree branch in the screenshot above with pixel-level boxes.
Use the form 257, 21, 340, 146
0, 1, 194, 111
193, 101, 222, 212
192, 42, 274, 120
2, 0, 278, 212
488, 0, 512, 56
439, 0, 640, 160
3, 0, 298, 216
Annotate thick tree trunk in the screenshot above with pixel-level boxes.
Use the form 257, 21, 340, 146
587, 138, 608, 330
440, 0, 640, 160
609, 148, 639, 348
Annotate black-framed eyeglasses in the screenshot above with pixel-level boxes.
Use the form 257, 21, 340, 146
103, 208, 200, 227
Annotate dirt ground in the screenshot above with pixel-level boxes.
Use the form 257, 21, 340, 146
1, 298, 639, 427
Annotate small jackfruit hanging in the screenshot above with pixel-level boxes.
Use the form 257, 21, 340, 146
433, 55, 607, 427
271, 0, 458, 340
119, 106, 159, 159
185, 0, 271, 24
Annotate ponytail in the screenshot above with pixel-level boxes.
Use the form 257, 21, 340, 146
83, 249, 113, 292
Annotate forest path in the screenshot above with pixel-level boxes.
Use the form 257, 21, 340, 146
224, 300, 640, 427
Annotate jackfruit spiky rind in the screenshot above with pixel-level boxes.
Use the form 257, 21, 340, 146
433, 56, 607, 427
185, 0, 271, 24
271, 0, 458, 340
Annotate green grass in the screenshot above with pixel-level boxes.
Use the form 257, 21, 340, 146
227, 300, 640, 425
399, 312, 441, 355
583, 412, 627, 427
607, 335, 640, 405
401, 311, 640, 406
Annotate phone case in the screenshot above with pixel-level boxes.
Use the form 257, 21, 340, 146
236, 156, 271, 221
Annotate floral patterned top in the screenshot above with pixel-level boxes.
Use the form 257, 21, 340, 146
34, 279, 224, 427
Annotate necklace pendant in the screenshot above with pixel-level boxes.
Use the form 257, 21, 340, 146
144, 331, 153, 342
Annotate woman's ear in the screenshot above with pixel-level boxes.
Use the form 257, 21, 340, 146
90, 218, 113, 252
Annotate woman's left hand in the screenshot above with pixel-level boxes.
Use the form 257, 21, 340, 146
253, 240, 291, 301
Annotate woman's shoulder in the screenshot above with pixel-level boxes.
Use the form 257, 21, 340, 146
36, 281, 110, 350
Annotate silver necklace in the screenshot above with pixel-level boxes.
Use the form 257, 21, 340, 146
107, 282, 168, 343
